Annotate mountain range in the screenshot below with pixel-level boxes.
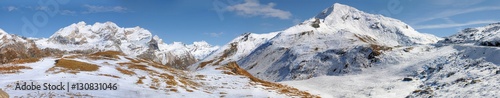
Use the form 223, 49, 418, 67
1, 3, 499, 98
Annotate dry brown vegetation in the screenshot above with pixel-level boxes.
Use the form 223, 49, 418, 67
55, 59, 99, 71
89, 51, 123, 60
98, 74, 120, 78
116, 67, 136, 76
0, 65, 32, 74
10, 58, 40, 64
125, 57, 142, 63
355, 34, 377, 44
221, 62, 320, 98
198, 60, 214, 69
136, 76, 146, 84
47, 59, 99, 74
354, 34, 393, 57
369, 44, 393, 56
127, 64, 152, 71
119, 57, 200, 92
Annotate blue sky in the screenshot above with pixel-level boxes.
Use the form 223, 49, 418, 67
1, 0, 499, 46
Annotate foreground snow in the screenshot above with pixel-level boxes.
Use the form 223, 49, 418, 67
282, 44, 500, 98
0, 54, 304, 97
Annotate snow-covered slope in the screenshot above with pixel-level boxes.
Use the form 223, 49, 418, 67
283, 23, 500, 97
196, 3, 440, 82
0, 52, 316, 97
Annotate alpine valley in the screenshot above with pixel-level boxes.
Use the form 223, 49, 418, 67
1, 3, 499, 98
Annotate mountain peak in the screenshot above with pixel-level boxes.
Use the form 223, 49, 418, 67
315, 3, 358, 19
0, 29, 9, 40
0, 29, 6, 35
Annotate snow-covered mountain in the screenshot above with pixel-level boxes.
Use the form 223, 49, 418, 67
189, 32, 278, 70
33, 22, 218, 69
282, 21, 500, 98
0, 29, 28, 45
0, 29, 49, 64
186, 41, 220, 60
193, 3, 440, 82
442, 22, 500, 46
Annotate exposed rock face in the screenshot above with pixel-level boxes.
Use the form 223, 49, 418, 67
0, 29, 51, 64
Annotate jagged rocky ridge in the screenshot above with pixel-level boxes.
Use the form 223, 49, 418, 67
441, 22, 500, 46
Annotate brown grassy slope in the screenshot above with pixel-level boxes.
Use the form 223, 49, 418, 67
0, 65, 32, 74
10, 58, 40, 64
116, 67, 136, 76
49, 59, 99, 73
89, 51, 123, 60
223, 62, 320, 98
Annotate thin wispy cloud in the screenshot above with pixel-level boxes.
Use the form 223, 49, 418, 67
430, 0, 485, 7
6, 6, 18, 12
35, 6, 49, 11
414, 20, 499, 29
60, 10, 76, 15
412, 6, 500, 25
204, 32, 224, 37
82, 5, 127, 14
226, 0, 292, 19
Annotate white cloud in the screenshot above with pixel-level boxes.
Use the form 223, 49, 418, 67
226, 0, 292, 19
60, 10, 76, 15
412, 6, 500, 25
6, 6, 18, 12
82, 5, 127, 14
204, 32, 224, 37
414, 20, 499, 29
